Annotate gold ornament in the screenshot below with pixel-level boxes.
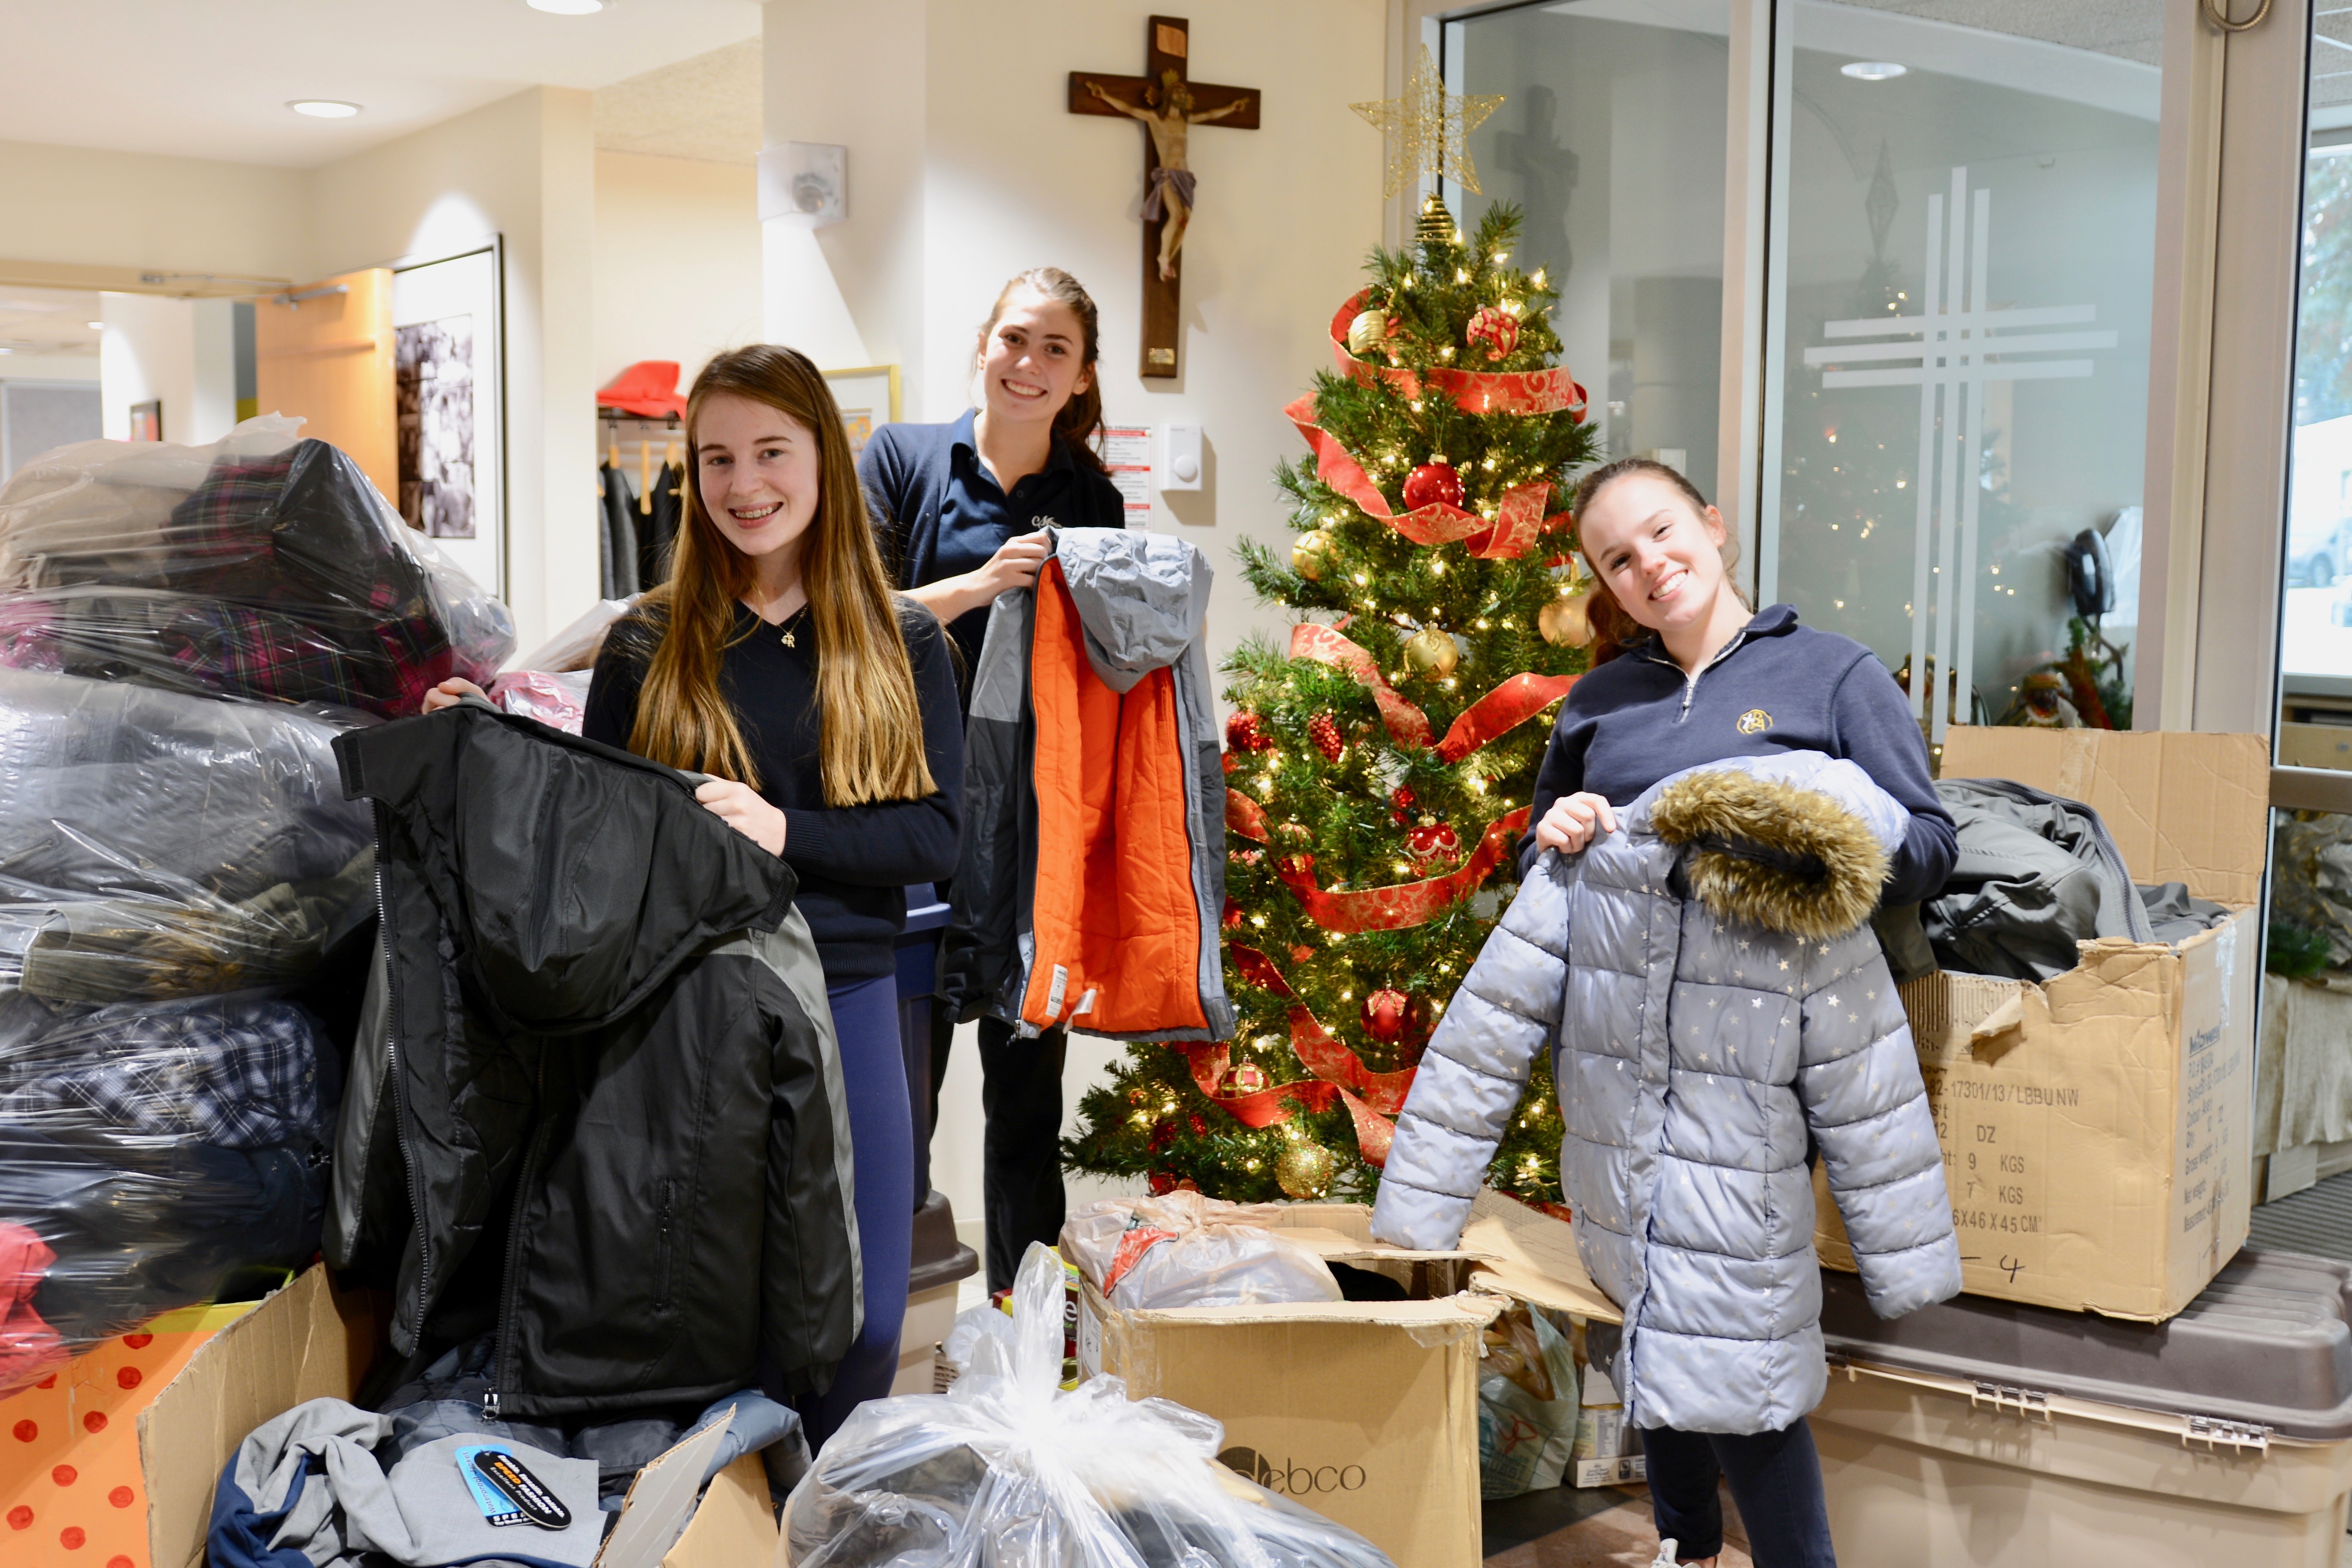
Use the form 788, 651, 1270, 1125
1403, 626, 1460, 678
1346, 308, 1391, 356
1416, 193, 1454, 247
1350, 44, 1505, 199
1275, 1138, 1338, 1200
1539, 592, 1594, 648
1291, 530, 1335, 582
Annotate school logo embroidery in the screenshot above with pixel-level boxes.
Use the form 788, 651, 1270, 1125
1737, 708, 1773, 735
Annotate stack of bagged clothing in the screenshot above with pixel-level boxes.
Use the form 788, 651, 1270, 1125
0, 419, 514, 1395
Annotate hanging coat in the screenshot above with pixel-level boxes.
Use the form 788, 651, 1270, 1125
939, 528, 1233, 1042
1372, 750, 1961, 1434
326, 700, 861, 1416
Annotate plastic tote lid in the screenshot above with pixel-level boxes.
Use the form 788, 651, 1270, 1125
1819, 1250, 2352, 1441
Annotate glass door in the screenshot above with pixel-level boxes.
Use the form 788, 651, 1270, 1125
1758, 1, 2165, 744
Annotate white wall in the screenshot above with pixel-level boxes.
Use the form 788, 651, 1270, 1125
594, 151, 765, 392
98, 293, 193, 442
765, 0, 1389, 1243
308, 88, 598, 655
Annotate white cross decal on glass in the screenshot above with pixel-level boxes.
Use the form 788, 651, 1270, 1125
1801, 166, 2118, 741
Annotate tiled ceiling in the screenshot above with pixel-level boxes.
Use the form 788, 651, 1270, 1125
0, 289, 102, 359
593, 39, 761, 166
1832, 0, 2166, 65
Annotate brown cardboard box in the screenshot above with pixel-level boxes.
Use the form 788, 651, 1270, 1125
1075, 1191, 1618, 1568
135, 1266, 777, 1568
1814, 726, 2269, 1322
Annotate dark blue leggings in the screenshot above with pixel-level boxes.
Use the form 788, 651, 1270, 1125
795, 973, 911, 1452
1642, 1417, 1837, 1567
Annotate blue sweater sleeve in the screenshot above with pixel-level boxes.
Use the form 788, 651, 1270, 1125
1829, 654, 1956, 905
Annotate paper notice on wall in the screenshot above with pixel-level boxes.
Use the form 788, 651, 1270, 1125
1100, 424, 1152, 527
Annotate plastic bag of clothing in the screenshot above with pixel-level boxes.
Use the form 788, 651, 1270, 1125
488, 668, 591, 734
1060, 1192, 1341, 1310
0, 416, 512, 717
0, 990, 339, 1394
781, 1242, 1397, 1568
1476, 1303, 1579, 1500
0, 668, 373, 1003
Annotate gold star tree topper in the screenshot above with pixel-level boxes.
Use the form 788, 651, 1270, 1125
1350, 45, 1505, 199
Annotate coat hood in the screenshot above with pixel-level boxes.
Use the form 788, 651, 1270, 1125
1640, 751, 1907, 943
336, 701, 796, 1032
1050, 528, 1209, 694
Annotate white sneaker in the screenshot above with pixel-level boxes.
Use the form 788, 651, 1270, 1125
1651, 1541, 1680, 1568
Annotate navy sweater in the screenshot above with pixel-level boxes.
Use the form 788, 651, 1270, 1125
1519, 604, 1957, 906
583, 599, 964, 981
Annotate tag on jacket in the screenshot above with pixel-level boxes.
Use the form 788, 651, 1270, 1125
1046, 964, 1069, 1021
458, 1445, 574, 1530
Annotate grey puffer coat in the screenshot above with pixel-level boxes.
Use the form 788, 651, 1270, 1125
1371, 750, 1961, 1434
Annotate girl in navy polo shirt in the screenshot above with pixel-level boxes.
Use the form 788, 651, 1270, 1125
857, 267, 1125, 1291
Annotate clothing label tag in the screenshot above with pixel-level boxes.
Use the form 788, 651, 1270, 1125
1045, 964, 1069, 1020
456, 1444, 573, 1531
1073, 987, 1099, 1017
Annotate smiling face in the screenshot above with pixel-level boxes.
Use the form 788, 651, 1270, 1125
977, 287, 1093, 429
693, 391, 821, 572
1576, 471, 1735, 641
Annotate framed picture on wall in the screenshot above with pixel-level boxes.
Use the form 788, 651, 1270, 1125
821, 365, 901, 460
392, 241, 505, 600
128, 400, 161, 442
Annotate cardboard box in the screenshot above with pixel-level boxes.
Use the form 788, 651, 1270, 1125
1814, 727, 2268, 1322
131, 1267, 776, 1568
1075, 1191, 1618, 1568
1, 1300, 258, 1568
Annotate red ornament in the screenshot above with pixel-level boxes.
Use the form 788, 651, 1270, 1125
1402, 461, 1464, 512
1148, 1170, 1176, 1196
1389, 784, 1416, 824
1229, 847, 1263, 865
1222, 897, 1244, 930
1291, 945, 1315, 964
1408, 820, 1464, 866
1309, 712, 1346, 761
1467, 305, 1521, 362
1226, 710, 1275, 753
1189, 1113, 1209, 1136
1361, 987, 1410, 1044
1149, 1121, 1175, 1151
1224, 1063, 1269, 1096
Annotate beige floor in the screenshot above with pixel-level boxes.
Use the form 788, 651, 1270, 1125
1484, 1485, 1754, 1568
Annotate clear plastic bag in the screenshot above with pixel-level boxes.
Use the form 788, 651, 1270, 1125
488, 669, 592, 734
0, 667, 374, 1003
781, 1242, 1397, 1567
1476, 1303, 1579, 1500
0, 417, 512, 717
1060, 1193, 1342, 1311
0, 989, 339, 1394
511, 595, 637, 674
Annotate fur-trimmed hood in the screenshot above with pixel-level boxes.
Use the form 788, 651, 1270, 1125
1642, 753, 1909, 942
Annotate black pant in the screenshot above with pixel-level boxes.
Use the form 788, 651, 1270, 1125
1642, 1418, 1837, 1567
974, 1015, 1067, 1292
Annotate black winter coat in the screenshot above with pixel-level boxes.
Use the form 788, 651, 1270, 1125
326, 703, 862, 1418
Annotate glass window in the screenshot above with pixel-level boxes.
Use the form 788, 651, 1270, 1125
1759, 1, 2163, 743
1444, 0, 1732, 500
2280, 17, 2352, 717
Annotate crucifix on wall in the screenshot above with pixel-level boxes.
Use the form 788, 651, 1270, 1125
1070, 16, 1259, 379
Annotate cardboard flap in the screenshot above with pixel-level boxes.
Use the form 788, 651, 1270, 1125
1937, 727, 2268, 905
1459, 1188, 1623, 1323
1247, 1201, 1500, 1264
598, 1410, 734, 1568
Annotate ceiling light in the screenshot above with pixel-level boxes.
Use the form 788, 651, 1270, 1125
86, 321, 103, 331
288, 100, 362, 119
1841, 61, 1907, 81
527, 0, 607, 12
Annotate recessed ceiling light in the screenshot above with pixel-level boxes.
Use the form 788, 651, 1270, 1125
86, 321, 103, 330
1841, 61, 1907, 81
527, 0, 607, 13
288, 100, 362, 119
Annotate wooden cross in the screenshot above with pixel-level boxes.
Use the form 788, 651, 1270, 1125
1069, 16, 1259, 379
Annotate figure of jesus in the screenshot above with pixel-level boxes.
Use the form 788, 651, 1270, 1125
1086, 70, 1252, 282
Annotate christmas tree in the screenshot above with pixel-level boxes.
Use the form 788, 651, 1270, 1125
1065, 189, 1601, 1206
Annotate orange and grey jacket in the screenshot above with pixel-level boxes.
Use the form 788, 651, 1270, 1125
940, 529, 1234, 1043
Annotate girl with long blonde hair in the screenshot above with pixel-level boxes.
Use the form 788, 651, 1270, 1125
426, 343, 962, 1448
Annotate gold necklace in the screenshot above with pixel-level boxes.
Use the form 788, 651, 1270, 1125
778, 603, 808, 648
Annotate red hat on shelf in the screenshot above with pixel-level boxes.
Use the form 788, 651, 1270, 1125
597, 361, 686, 419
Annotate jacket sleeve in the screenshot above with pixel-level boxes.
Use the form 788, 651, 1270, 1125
759, 918, 864, 1396
937, 586, 1030, 1022
1371, 860, 1569, 1250
1829, 653, 1957, 906
1796, 946, 1962, 1318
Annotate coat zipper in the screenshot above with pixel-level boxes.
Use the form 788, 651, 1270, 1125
370, 802, 432, 1351
486, 1053, 549, 1421
1660, 630, 1751, 723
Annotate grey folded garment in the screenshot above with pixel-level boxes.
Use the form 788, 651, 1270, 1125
213, 1398, 605, 1568
1875, 877, 2232, 985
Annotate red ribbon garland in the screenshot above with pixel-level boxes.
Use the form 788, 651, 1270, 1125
1286, 393, 1559, 562
1328, 291, 1589, 419
1276, 807, 1531, 933
1288, 623, 1575, 763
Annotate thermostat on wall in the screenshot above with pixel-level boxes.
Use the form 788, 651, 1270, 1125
1161, 424, 1202, 491
759, 143, 847, 228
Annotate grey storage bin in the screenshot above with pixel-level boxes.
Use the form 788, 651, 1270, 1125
1812, 1250, 2352, 1566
